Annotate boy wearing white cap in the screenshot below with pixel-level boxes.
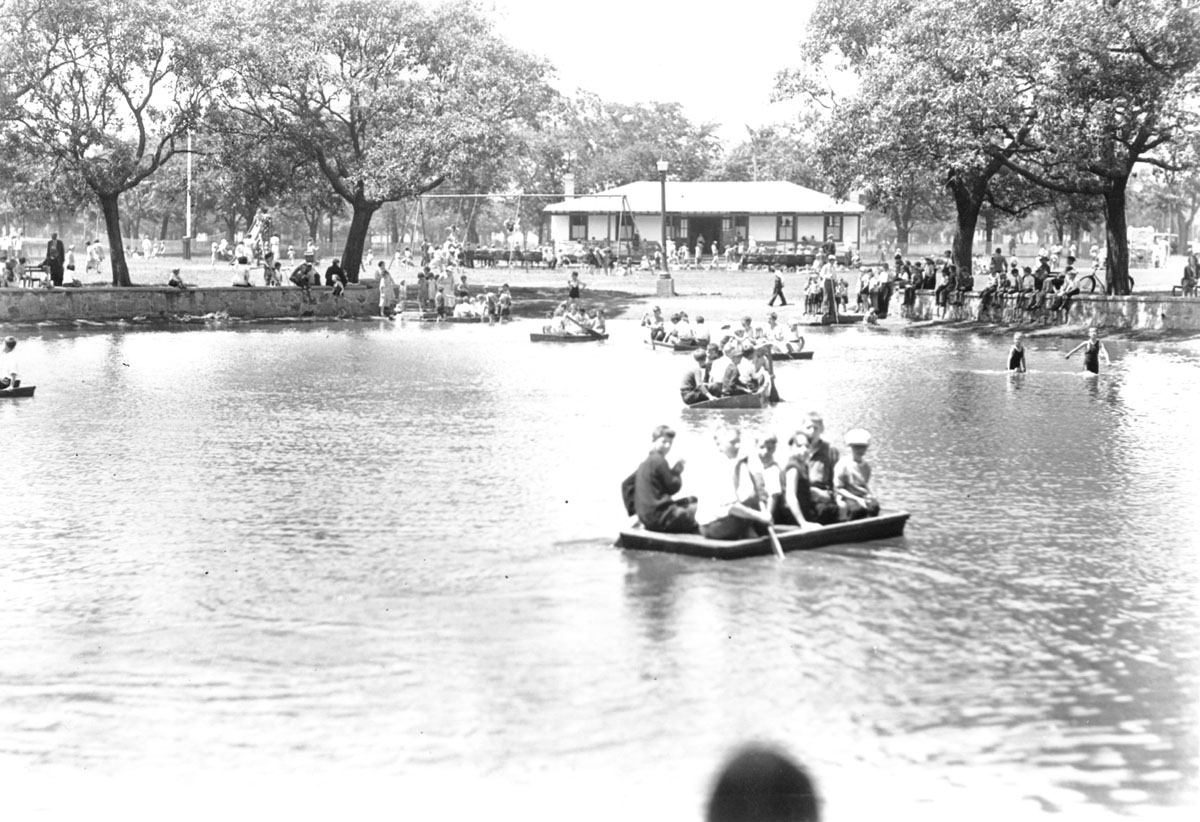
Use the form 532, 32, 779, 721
835, 428, 879, 520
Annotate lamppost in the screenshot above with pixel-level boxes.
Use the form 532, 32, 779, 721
657, 159, 670, 276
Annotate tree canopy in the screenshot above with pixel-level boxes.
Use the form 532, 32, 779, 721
0, 0, 216, 284
215, 0, 553, 278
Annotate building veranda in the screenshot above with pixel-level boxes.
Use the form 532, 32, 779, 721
543, 180, 865, 266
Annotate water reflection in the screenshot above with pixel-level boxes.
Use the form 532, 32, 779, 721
1, 321, 1197, 817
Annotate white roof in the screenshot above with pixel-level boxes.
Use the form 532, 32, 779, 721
543, 180, 864, 215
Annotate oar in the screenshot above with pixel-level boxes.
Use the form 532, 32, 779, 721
564, 312, 603, 339
766, 525, 786, 560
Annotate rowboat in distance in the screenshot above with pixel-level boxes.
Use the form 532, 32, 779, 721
646, 339, 704, 352
648, 339, 812, 360
684, 380, 776, 410
616, 510, 910, 559
530, 332, 608, 342
0, 385, 36, 398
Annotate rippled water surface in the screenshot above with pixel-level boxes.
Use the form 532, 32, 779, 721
2, 319, 1198, 820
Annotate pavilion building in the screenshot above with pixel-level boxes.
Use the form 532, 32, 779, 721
542, 180, 865, 255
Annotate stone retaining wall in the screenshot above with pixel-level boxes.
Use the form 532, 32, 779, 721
0, 284, 378, 325
907, 290, 1200, 332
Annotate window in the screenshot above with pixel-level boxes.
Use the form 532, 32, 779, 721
776, 215, 795, 242
569, 214, 588, 241
824, 214, 844, 243
670, 217, 688, 240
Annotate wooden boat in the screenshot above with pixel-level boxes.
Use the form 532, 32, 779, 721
530, 331, 608, 342
616, 510, 910, 559
684, 380, 775, 409
771, 350, 814, 361
646, 339, 704, 352
0, 385, 36, 398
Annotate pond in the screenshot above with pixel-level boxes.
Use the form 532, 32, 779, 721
2, 318, 1197, 820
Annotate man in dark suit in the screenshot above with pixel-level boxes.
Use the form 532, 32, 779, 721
45, 232, 65, 286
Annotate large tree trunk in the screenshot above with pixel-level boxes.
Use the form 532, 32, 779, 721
341, 199, 379, 284
99, 193, 131, 287
949, 180, 984, 280
890, 207, 911, 255
159, 213, 170, 242
1104, 180, 1133, 296
224, 216, 237, 244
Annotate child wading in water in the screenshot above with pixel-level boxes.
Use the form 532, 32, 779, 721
1007, 332, 1027, 373
1065, 327, 1111, 374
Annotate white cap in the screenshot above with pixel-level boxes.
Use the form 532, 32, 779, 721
845, 428, 871, 447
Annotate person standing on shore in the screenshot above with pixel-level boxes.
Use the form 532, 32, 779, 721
768, 272, 787, 306
1065, 327, 1111, 374
44, 233, 65, 287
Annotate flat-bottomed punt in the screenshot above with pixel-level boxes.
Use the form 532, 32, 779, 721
530, 332, 608, 343
684, 380, 776, 409
771, 350, 814, 361
0, 385, 36, 398
617, 510, 910, 559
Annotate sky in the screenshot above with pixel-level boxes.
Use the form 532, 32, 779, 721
482, 0, 820, 145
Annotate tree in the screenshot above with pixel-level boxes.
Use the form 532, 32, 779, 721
0, 0, 216, 285
221, 0, 552, 281
988, 0, 1200, 293
711, 119, 824, 188
780, 0, 1045, 277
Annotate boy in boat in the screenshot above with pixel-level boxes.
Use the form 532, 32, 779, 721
797, 411, 843, 524
623, 425, 699, 534
641, 305, 666, 341
835, 428, 880, 520
1065, 327, 1111, 374
1, 336, 19, 390
681, 349, 716, 405
1007, 332, 1027, 372
498, 285, 513, 321
692, 315, 711, 346
690, 426, 775, 539
720, 343, 756, 396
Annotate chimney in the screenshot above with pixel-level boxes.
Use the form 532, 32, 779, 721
563, 173, 575, 199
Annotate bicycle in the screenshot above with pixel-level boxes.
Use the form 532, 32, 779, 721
1077, 263, 1133, 294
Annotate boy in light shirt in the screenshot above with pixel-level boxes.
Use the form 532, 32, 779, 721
835, 428, 880, 521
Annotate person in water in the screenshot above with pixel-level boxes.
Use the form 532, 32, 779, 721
1065, 327, 1110, 374
1007, 332, 1027, 373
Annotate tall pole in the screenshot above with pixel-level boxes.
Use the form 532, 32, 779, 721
183, 129, 193, 260
656, 159, 673, 296
659, 166, 669, 273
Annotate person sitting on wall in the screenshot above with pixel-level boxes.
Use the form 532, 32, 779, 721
167, 267, 188, 290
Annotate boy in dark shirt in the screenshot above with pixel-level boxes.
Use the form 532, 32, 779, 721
623, 425, 699, 534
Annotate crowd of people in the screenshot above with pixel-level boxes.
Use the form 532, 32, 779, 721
624, 416, 881, 542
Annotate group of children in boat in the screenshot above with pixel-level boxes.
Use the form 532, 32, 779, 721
623, 416, 880, 541
542, 301, 607, 335
639, 310, 803, 405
